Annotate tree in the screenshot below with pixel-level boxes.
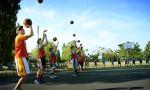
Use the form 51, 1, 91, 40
144, 41, 150, 58
118, 42, 143, 66
0, 0, 21, 65
61, 42, 72, 62
56, 50, 62, 63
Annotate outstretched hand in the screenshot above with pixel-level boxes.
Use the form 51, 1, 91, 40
44, 30, 48, 32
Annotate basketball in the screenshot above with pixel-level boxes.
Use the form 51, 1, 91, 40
73, 34, 76, 37
38, 0, 43, 3
53, 37, 57, 41
23, 18, 32, 28
77, 40, 80, 42
70, 20, 74, 24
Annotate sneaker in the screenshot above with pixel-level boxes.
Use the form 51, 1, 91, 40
80, 70, 83, 72
52, 75, 57, 78
72, 73, 77, 77
49, 75, 54, 79
34, 79, 40, 84
39, 77, 43, 82
14, 88, 22, 90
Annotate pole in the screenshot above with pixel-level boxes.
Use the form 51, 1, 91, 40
37, 26, 39, 59
37, 26, 39, 40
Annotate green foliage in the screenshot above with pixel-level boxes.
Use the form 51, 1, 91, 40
96, 42, 144, 62
61, 43, 72, 61
117, 42, 143, 59
144, 41, 150, 58
90, 54, 99, 62
31, 48, 38, 59
0, 0, 21, 65
44, 41, 54, 55
61, 41, 83, 61
56, 50, 62, 63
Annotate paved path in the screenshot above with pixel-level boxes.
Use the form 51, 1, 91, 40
0, 68, 150, 90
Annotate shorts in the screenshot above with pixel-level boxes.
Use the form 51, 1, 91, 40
38, 56, 46, 70
79, 61, 84, 66
15, 57, 30, 76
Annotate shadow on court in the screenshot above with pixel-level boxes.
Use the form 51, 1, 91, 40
93, 86, 144, 90
0, 68, 150, 85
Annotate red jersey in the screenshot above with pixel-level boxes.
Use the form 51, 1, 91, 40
71, 50, 77, 59
38, 46, 45, 59
49, 50, 56, 63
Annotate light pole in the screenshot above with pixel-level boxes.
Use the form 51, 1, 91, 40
37, 26, 39, 59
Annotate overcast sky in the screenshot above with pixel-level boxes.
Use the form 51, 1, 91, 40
17, 0, 150, 54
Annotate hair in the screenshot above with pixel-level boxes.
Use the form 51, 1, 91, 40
77, 51, 81, 54
17, 26, 23, 31
16, 26, 23, 34
49, 47, 53, 51
71, 46, 74, 49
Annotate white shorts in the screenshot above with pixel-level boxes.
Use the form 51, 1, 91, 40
15, 57, 30, 76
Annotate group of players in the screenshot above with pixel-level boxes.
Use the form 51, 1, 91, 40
14, 19, 85, 90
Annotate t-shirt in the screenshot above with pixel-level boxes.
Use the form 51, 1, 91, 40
38, 46, 45, 59
71, 50, 77, 59
50, 49, 56, 63
15, 35, 28, 58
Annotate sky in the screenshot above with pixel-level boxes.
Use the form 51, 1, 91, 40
17, 0, 150, 54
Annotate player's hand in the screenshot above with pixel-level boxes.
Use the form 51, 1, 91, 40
44, 30, 47, 32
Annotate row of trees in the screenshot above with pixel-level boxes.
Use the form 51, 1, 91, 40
90, 41, 150, 63
30, 40, 150, 64
0, 0, 21, 65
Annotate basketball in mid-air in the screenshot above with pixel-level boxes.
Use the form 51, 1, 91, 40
70, 20, 74, 24
53, 37, 57, 41
23, 18, 32, 28
38, 0, 43, 3
73, 34, 76, 37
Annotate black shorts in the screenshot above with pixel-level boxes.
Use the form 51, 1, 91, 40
38, 56, 46, 69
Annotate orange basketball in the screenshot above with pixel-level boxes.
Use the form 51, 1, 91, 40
38, 0, 43, 3
23, 18, 32, 28
53, 37, 57, 41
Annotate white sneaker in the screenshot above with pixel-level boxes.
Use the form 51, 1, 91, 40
80, 70, 83, 72
49, 75, 54, 79
72, 73, 77, 77
52, 75, 57, 78
34, 80, 40, 84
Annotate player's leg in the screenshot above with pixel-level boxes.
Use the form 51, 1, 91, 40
14, 57, 30, 90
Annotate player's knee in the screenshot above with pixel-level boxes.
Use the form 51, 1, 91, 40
22, 75, 27, 79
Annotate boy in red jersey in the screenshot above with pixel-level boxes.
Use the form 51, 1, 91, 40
34, 30, 48, 84
14, 25, 33, 90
